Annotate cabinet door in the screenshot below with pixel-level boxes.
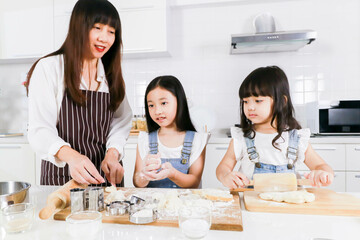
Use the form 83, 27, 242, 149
311, 144, 346, 171
0, 0, 53, 59
122, 144, 137, 187
202, 144, 228, 188
53, 0, 78, 50
346, 144, 360, 171
346, 172, 360, 192
0, 144, 35, 185
110, 0, 169, 56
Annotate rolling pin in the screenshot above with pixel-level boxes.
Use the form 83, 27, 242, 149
233, 173, 312, 192
39, 179, 87, 220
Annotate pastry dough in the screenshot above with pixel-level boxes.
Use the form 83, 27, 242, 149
193, 189, 233, 202
104, 189, 126, 204
259, 189, 315, 204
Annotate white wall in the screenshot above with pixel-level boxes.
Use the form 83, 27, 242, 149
0, 0, 359, 133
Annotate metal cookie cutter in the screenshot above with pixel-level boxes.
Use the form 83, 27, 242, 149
106, 201, 130, 216
70, 188, 85, 213
86, 187, 104, 212
129, 208, 158, 224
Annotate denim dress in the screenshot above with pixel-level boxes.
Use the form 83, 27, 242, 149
147, 131, 195, 188
245, 129, 300, 176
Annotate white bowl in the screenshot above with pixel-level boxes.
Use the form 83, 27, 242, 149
66, 211, 102, 239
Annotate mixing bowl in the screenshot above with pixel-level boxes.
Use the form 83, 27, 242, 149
0, 181, 31, 209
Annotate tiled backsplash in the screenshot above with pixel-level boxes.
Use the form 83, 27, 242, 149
0, 0, 359, 133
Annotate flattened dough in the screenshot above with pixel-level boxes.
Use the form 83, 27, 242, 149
259, 189, 315, 204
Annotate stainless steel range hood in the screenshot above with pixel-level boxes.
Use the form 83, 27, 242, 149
230, 13, 317, 54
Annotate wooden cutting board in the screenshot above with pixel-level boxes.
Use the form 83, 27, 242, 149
244, 188, 360, 216
54, 188, 243, 231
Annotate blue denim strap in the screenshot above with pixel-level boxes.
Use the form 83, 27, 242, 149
180, 131, 195, 164
148, 131, 158, 154
287, 129, 299, 164
244, 136, 259, 162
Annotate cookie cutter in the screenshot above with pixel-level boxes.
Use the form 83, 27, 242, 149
106, 201, 130, 216
129, 208, 158, 224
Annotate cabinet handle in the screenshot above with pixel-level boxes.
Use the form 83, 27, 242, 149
124, 48, 154, 52
354, 148, 360, 151
0, 146, 21, 149
355, 175, 360, 178
313, 148, 336, 151
215, 147, 228, 150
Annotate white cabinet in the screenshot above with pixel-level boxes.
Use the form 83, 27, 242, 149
122, 144, 137, 187
0, 144, 36, 185
311, 144, 346, 171
0, 0, 53, 59
346, 172, 360, 192
202, 144, 228, 188
109, 0, 170, 57
346, 144, 360, 171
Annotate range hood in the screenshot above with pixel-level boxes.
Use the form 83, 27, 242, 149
230, 13, 317, 54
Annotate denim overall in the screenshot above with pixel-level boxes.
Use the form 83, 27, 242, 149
245, 129, 299, 176
147, 131, 195, 188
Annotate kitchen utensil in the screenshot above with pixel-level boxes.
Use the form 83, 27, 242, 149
66, 211, 102, 239
70, 188, 85, 213
233, 173, 312, 192
129, 208, 157, 224
0, 181, 31, 209
108, 201, 129, 216
86, 187, 104, 211
1, 203, 35, 234
178, 206, 211, 239
39, 179, 87, 220
244, 188, 360, 216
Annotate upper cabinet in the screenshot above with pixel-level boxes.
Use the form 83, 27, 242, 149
109, 0, 170, 57
0, 0, 170, 62
0, 0, 53, 60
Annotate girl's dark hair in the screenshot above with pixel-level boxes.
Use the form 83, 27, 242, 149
239, 66, 301, 148
144, 75, 196, 133
25, 0, 125, 111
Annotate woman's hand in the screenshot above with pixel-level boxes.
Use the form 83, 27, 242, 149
220, 171, 250, 190
101, 148, 124, 186
304, 170, 334, 187
57, 146, 105, 185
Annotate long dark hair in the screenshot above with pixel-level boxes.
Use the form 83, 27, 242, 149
26, 0, 125, 111
145, 76, 196, 133
239, 66, 301, 148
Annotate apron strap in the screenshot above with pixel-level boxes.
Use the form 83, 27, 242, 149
148, 131, 158, 154
244, 136, 259, 162
286, 129, 300, 166
180, 131, 195, 164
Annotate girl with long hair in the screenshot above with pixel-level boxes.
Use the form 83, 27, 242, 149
133, 76, 209, 188
27, 0, 132, 186
216, 66, 334, 189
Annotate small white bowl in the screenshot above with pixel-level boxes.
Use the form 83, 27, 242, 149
1, 203, 34, 234
66, 211, 102, 239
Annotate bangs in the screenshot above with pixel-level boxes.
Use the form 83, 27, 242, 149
94, 12, 120, 31
85, 0, 121, 31
239, 75, 273, 99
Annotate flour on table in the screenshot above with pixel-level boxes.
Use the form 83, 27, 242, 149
259, 189, 315, 204
193, 188, 234, 202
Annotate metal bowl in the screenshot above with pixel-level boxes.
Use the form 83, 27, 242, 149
0, 181, 31, 209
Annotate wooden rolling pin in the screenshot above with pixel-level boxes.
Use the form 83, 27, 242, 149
233, 173, 312, 192
39, 179, 87, 220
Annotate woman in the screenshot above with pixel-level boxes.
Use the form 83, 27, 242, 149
26, 0, 132, 186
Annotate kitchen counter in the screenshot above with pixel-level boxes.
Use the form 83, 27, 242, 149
1, 186, 360, 240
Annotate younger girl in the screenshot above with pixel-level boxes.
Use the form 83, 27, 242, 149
216, 66, 334, 189
133, 76, 209, 188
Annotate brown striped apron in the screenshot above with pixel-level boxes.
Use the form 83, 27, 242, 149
40, 90, 124, 187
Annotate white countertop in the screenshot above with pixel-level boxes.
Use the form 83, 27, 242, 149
1, 186, 360, 240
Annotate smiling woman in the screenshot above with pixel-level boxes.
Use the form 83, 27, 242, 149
25, 0, 132, 187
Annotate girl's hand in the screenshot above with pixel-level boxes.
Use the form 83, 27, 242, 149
150, 162, 175, 181
304, 170, 334, 187
101, 148, 124, 186
220, 171, 249, 190
141, 153, 162, 180
67, 153, 105, 185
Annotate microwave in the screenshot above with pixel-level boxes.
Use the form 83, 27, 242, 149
306, 100, 360, 135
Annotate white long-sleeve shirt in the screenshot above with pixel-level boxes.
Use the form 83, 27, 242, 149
28, 54, 132, 167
